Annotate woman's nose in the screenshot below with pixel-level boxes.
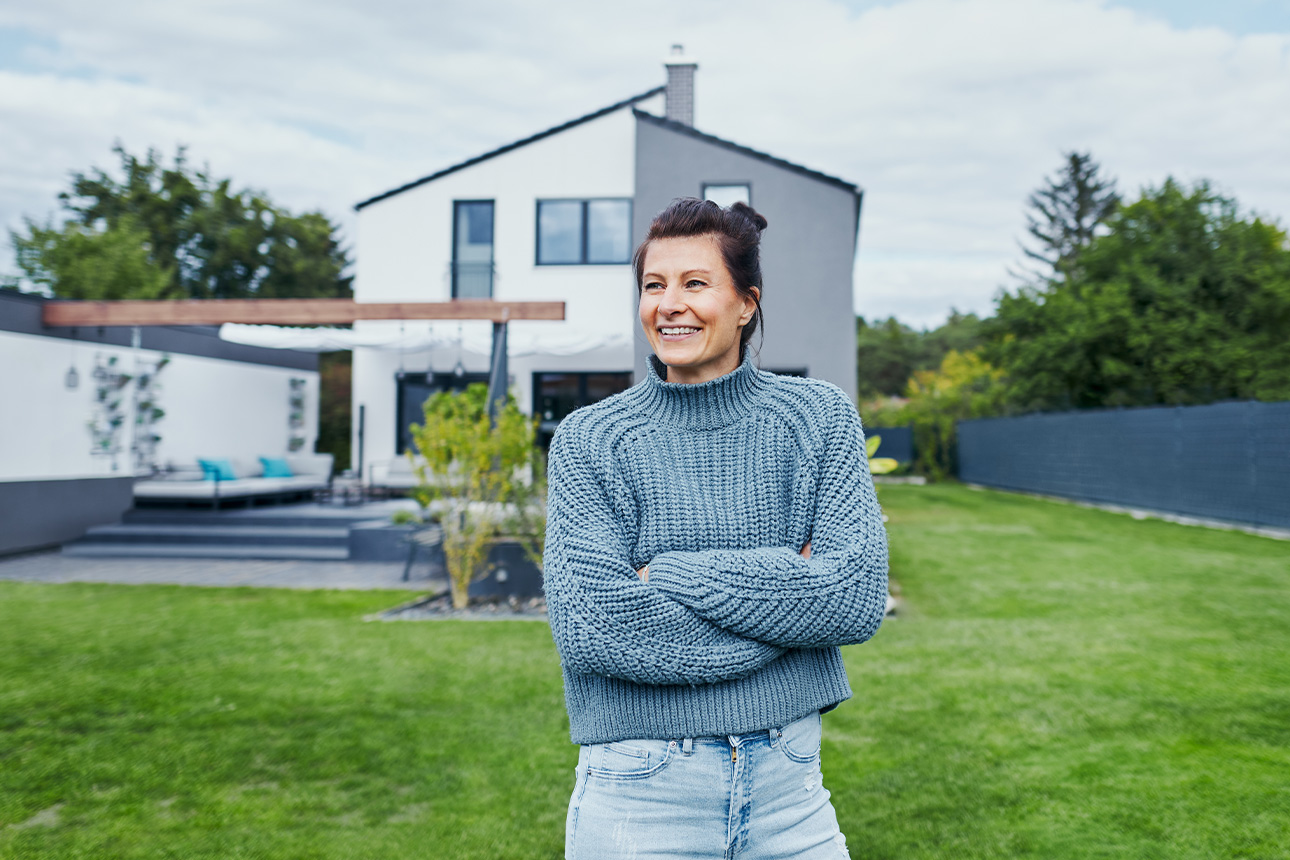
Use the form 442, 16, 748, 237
657, 284, 686, 315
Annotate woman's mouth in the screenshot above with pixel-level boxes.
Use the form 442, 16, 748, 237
659, 326, 700, 341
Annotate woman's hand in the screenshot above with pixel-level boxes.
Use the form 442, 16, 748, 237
636, 564, 649, 583
800, 540, 811, 560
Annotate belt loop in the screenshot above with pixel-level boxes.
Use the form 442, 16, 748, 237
682, 737, 694, 755
768, 727, 778, 744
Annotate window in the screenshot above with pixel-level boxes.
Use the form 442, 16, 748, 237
453, 200, 494, 298
702, 183, 751, 208
536, 199, 631, 265
395, 371, 489, 454
532, 371, 633, 445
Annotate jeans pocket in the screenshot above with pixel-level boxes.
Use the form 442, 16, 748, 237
775, 710, 822, 764
585, 738, 676, 781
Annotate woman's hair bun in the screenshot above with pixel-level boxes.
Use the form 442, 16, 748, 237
729, 201, 768, 233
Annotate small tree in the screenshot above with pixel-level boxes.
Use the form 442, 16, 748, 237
406, 384, 545, 609
902, 350, 1007, 480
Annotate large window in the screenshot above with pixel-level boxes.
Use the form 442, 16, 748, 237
453, 200, 494, 298
532, 371, 633, 446
536, 199, 631, 265
702, 183, 751, 208
395, 371, 489, 454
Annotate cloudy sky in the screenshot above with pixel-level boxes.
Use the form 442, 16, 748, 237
2, 0, 1288, 328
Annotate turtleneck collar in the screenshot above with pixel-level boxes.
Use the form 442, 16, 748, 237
633, 349, 766, 429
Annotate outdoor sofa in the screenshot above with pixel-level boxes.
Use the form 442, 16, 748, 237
133, 454, 334, 507
366, 456, 419, 497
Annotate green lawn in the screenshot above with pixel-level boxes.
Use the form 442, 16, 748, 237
1, 485, 1287, 858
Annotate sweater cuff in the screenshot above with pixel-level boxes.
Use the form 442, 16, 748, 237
644, 551, 711, 604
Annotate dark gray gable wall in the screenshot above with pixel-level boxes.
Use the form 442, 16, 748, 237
631, 115, 860, 400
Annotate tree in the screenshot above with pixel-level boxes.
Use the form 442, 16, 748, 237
856, 310, 984, 399
9, 144, 352, 300
315, 352, 352, 473
899, 350, 1006, 480
407, 384, 546, 610
987, 179, 1290, 410
1017, 151, 1119, 283
12, 215, 170, 300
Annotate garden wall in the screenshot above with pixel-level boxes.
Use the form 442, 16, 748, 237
0, 289, 320, 554
958, 400, 1290, 529
865, 424, 914, 464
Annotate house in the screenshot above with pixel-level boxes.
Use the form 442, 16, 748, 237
351, 47, 863, 476
0, 288, 321, 554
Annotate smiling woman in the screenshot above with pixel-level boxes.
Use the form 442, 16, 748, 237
634, 199, 767, 382
543, 198, 890, 859
637, 232, 759, 384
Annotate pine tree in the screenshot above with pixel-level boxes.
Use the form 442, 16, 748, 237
1018, 151, 1119, 283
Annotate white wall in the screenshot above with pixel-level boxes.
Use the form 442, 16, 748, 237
352, 100, 654, 474
355, 104, 642, 332
0, 329, 319, 482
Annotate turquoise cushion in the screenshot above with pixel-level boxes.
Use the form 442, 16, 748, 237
198, 458, 237, 481
260, 457, 293, 478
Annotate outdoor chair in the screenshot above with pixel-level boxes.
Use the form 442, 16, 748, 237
402, 521, 445, 582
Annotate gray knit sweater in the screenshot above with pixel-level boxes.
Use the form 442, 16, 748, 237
543, 352, 889, 744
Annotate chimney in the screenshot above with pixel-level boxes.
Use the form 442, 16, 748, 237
664, 44, 697, 126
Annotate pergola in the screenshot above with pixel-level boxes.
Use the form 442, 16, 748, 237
41, 298, 564, 327
43, 298, 567, 471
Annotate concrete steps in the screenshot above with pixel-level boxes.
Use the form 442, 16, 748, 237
79, 523, 349, 546
61, 543, 350, 560
61, 502, 412, 561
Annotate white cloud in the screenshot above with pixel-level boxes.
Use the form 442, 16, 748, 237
1, 0, 1288, 327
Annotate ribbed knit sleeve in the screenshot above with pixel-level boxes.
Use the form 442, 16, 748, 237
645, 389, 889, 649
543, 422, 786, 686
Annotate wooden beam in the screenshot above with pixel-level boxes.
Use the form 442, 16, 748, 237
42, 299, 566, 327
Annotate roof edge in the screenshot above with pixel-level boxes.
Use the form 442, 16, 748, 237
632, 108, 863, 196
355, 86, 666, 211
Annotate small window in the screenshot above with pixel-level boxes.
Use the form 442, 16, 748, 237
536, 199, 631, 265
702, 183, 751, 208
453, 200, 494, 298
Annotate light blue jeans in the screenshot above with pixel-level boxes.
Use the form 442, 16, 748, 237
565, 710, 850, 859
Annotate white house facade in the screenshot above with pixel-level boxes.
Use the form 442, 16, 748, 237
351, 51, 863, 479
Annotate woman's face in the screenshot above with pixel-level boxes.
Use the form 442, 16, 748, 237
638, 234, 759, 385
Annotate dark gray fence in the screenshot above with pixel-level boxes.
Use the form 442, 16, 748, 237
958, 401, 1290, 529
865, 425, 914, 464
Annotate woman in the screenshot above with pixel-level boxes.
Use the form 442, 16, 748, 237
544, 198, 888, 859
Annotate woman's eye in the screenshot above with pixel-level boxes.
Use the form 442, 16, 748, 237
643, 281, 664, 291
686, 279, 707, 289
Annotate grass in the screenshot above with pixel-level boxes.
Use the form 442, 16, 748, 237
1, 484, 1287, 858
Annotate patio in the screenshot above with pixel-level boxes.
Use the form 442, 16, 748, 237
0, 545, 438, 591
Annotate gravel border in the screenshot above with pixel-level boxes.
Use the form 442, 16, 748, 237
368, 591, 548, 621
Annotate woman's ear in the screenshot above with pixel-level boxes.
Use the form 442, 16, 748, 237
739, 287, 761, 326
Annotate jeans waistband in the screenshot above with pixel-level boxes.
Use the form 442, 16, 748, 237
676, 709, 819, 754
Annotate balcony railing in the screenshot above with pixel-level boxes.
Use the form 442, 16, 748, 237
450, 261, 494, 299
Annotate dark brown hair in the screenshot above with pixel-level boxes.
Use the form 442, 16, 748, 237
632, 197, 768, 352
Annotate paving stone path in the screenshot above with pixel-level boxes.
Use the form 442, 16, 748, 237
0, 549, 446, 592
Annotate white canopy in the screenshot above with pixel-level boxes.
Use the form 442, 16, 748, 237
218, 322, 630, 356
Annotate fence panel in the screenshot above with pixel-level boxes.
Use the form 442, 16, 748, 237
865, 425, 914, 463
958, 401, 1290, 530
